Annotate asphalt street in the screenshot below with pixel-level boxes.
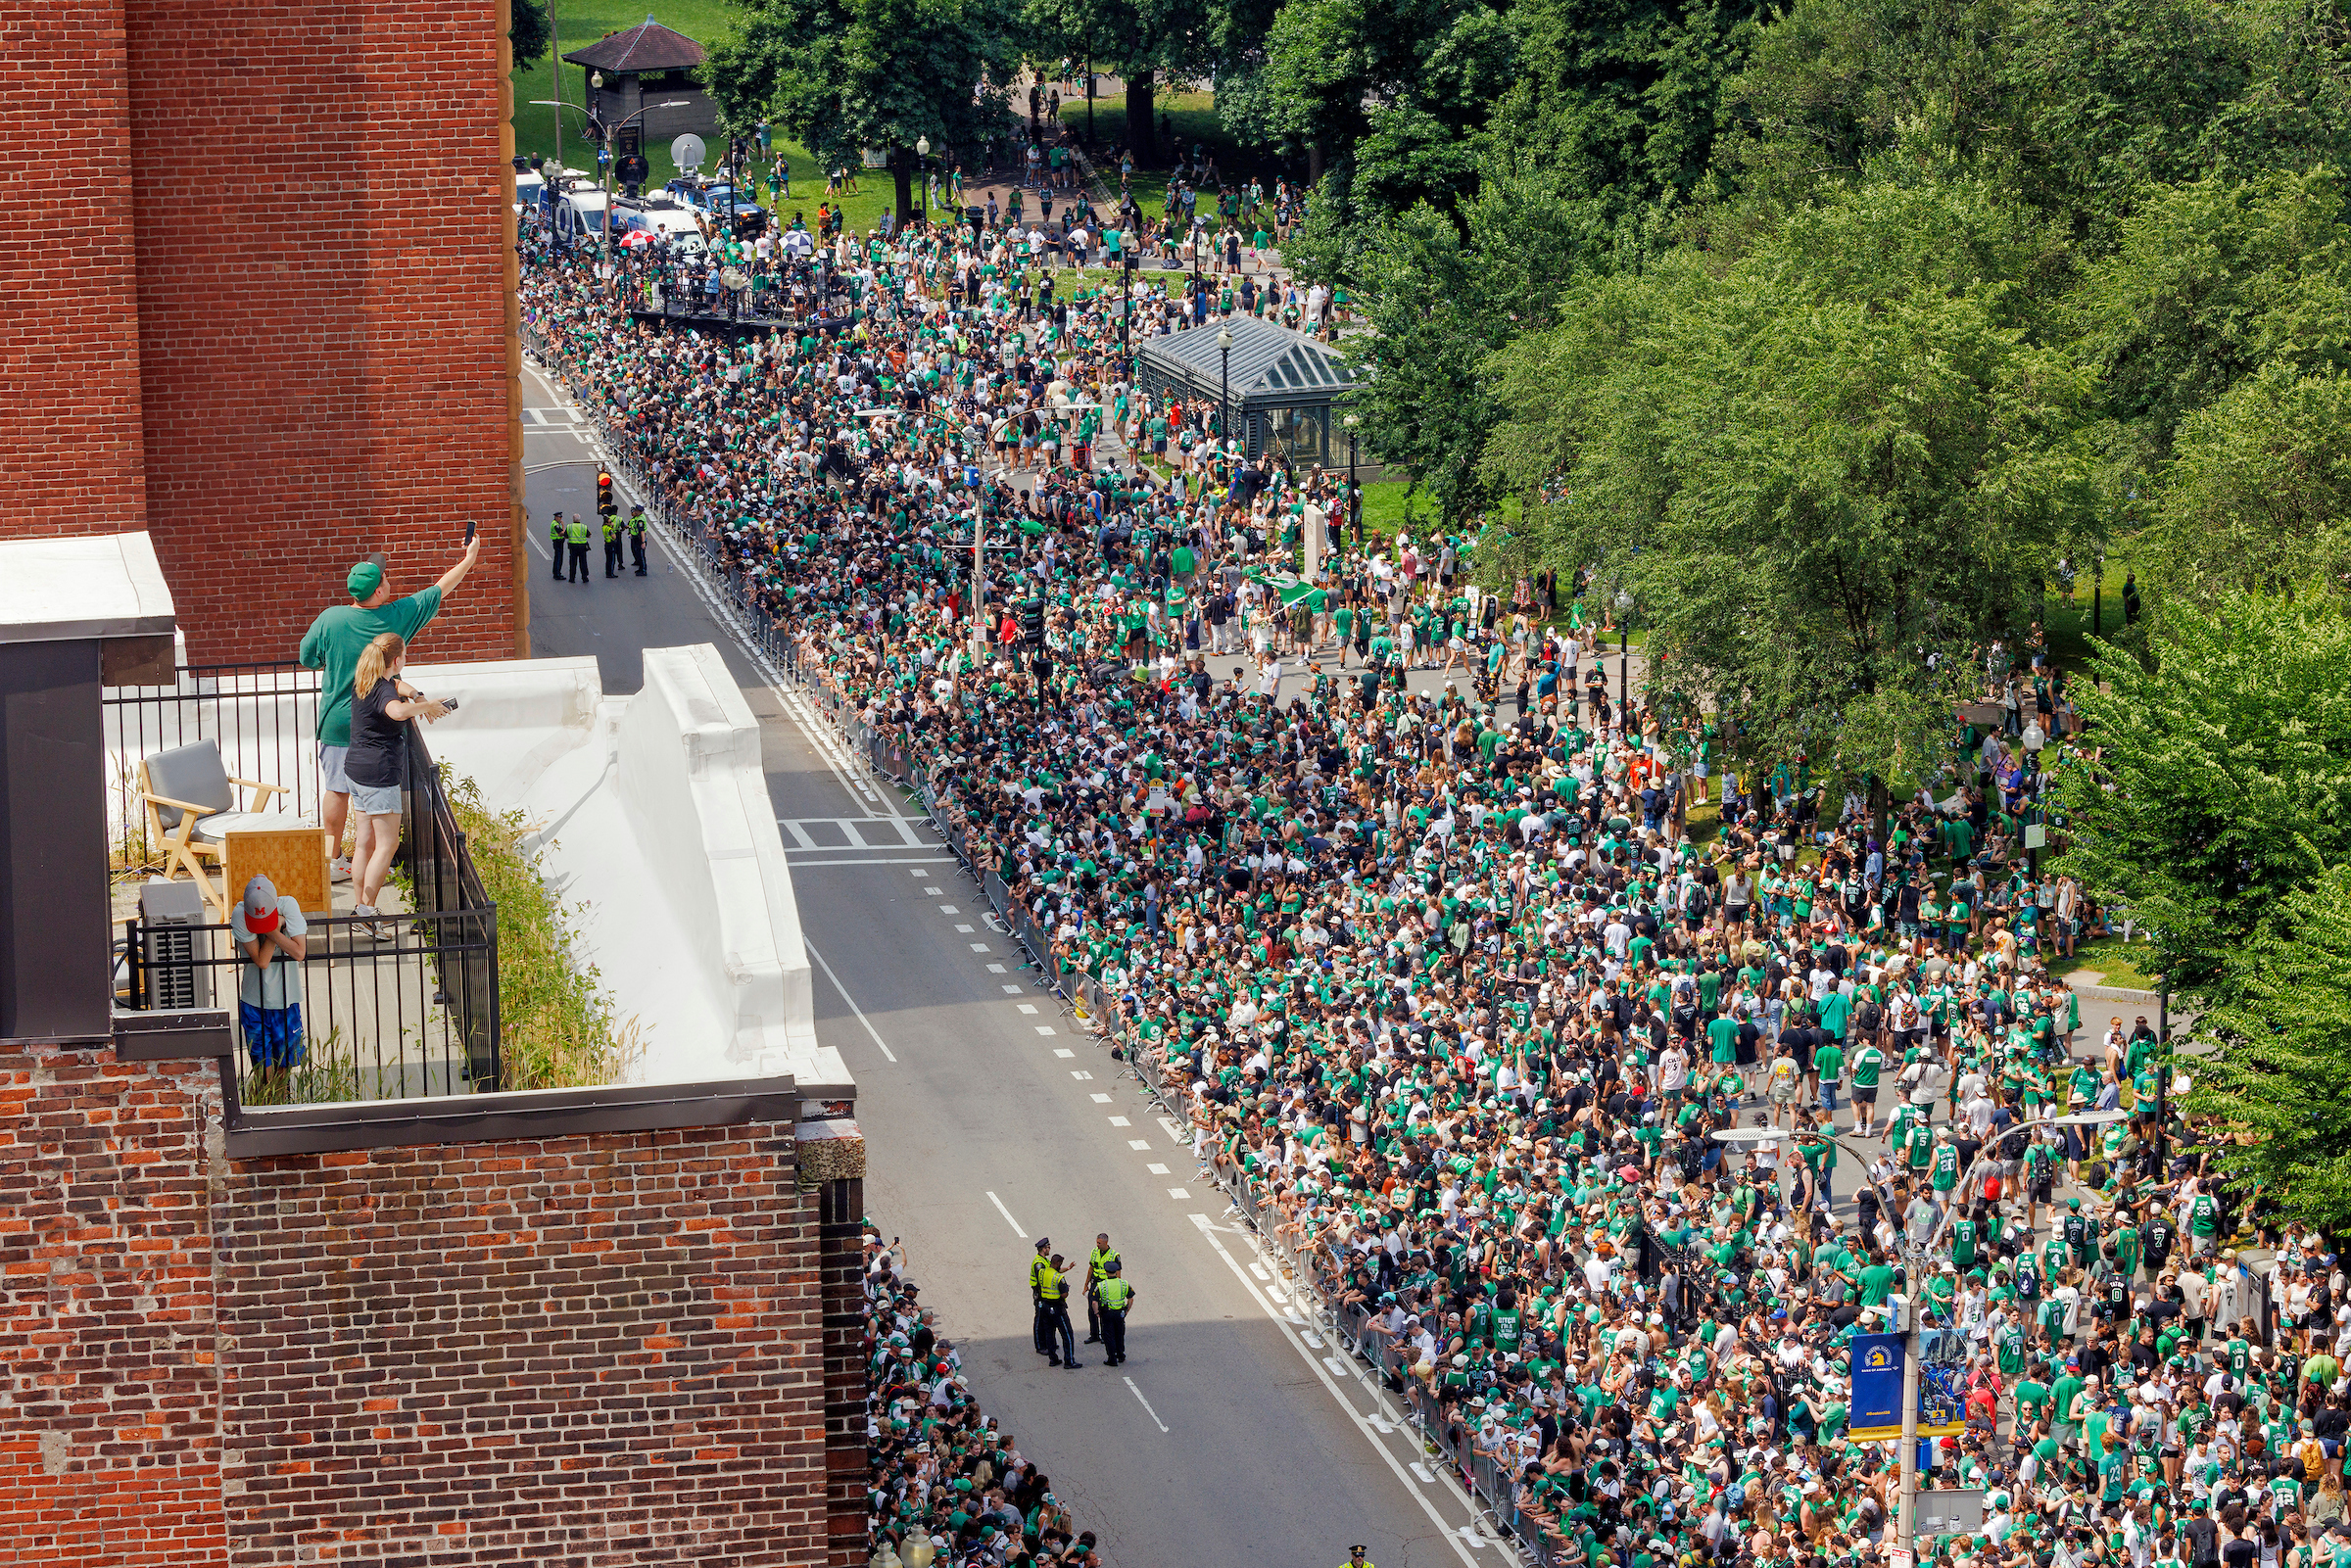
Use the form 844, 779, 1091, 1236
519, 362, 1497, 1568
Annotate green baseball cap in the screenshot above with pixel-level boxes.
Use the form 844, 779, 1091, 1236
347, 559, 383, 598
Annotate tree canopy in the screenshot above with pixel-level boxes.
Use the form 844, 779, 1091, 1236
704, 0, 1019, 221
2052, 593, 2351, 1005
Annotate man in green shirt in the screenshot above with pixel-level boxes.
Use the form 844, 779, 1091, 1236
297, 542, 481, 879
1848, 1040, 1886, 1136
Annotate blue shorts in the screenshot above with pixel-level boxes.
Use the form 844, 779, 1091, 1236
240, 1003, 306, 1072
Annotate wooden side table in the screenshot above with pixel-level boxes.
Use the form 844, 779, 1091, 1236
222, 823, 329, 915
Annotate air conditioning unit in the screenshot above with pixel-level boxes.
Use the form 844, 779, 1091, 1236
138, 880, 213, 1011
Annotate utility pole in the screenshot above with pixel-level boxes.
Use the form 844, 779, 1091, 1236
1895, 1292, 1920, 1568
549, 0, 564, 175
971, 508, 987, 661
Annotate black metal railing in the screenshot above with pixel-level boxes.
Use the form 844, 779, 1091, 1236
106, 663, 502, 1100
120, 903, 498, 1105
103, 662, 325, 869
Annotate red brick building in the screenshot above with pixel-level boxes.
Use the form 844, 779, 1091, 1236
0, 1040, 868, 1566
0, 0, 528, 664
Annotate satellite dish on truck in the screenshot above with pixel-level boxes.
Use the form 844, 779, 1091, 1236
671, 133, 707, 172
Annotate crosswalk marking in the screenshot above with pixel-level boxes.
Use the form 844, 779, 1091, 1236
777, 815, 936, 850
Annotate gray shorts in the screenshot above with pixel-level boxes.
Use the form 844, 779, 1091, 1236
318, 742, 354, 794
349, 780, 402, 816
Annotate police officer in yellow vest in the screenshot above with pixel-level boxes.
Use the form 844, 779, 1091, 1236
627, 504, 649, 576
1029, 1237, 1080, 1368
549, 511, 567, 582
601, 512, 625, 578
564, 512, 593, 584
1094, 1257, 1134, 1365
1028, 1237, 1055, 1356
1083, 1231, 1120, 1344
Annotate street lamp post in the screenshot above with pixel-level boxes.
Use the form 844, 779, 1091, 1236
1618, 606, 1630, 711
1343, 410, 1360, 540
1218, 323, 1233, 459
1121, 241, 1136, 375
591, 72, 610, 254
531, 93, 688, 258
916, 135, 932, 228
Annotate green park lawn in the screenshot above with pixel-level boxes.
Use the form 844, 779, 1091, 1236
510, 0, 894, 234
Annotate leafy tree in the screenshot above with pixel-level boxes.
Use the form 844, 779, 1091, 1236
1317, 167, 1617, 525
2186, 866, 2351, 1233
1484, 180, 2097, 803
1025, 0, 1215, 162
510, 0, 552, 72
2145, 361, 2351, 608
1487, 0, 1766, 220
703, 0, 1018, 223
2052, 592, 2351, 1005
2065, 172, 2351, 473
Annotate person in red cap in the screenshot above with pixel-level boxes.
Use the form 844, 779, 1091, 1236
229, 875, 309, 1084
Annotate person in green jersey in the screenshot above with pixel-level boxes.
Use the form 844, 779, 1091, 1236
297, 543, 480, 884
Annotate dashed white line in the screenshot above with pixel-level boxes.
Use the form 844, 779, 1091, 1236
1018, 1003, 1039, 1015
1108, 1117, 1131, 1127
1127, 1139, 1151, 1151
1090, 1093, 1114, 1104
987, 1191, 1028, 1238
1168, 1186, 1191, 1200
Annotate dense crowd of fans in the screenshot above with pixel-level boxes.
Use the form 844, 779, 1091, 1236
866, 1226, 1103, 1567
523, 203, 2350, 1568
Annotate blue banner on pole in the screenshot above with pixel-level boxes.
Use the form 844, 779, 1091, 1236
1849, 1332, 1905, 1440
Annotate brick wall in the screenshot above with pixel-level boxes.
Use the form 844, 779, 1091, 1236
0, 1048, 227, 1568
0, 0, 151, 538
0, 1040, 850, 1566
0, 0, 524, 664
120, 0, 519, 665
221, 1132, 829, 1565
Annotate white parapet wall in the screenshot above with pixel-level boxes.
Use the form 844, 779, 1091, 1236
408, 645, 841, 1091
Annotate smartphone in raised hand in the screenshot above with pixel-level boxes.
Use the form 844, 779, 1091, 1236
464, 518, 477, 546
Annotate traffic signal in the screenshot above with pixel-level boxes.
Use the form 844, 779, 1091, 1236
597, 470, 615, 517
1020, 600, 1044, 647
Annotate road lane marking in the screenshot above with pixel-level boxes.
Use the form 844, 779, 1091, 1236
1124, 1376, 1170, 1433
970, 942, 991, 952
1108, 1117, 1130, 1127
806, 941, 896, 1063
986, 1191, 1028, 1238
1018, 1004, 1038, 1015
1054, 1049, 1075, 1059
1146, 1163, 1170, 1174
1035, 1025, 1057, 1035
1186, 1213, 1482, 1568
1167, 1187, 1190, 1199
1090, 1093, 1113, 1104
1127, 1139, 1151, 1151
938, 904, 960, 914
955, 924, 975, 933
986, 963, 1007, 973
